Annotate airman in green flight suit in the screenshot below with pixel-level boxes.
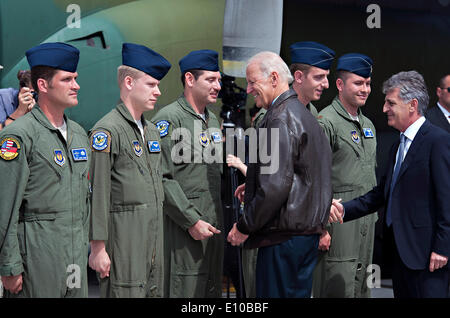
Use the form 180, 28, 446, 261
88, 43, 171, 298
0, 42, 90, 297
289, 41, 336, 118
152, 49, 224, 298
313, 53, 377, 298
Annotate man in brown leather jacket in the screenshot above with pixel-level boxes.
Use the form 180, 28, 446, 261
228, 51, 333, 298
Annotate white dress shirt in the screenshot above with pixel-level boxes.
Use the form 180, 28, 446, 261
395, 116, 426, 163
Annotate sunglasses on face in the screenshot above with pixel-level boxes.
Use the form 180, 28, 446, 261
440, 87, 450, 92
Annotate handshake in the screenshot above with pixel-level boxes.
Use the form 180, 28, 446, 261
328, 198, 345, 224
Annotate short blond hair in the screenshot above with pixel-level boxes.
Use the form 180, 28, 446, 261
117, 65, 145, 87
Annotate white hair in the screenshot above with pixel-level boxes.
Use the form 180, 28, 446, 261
247, 51, 293, 84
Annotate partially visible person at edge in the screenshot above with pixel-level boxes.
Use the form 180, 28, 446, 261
0, 70, 35, 130
425, 73, 450, 133
329, 71, 450, 298
0, 42, 90, 297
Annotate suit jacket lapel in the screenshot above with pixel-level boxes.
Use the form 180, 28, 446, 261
395, 121, 430, 183
434, 106, 450, 130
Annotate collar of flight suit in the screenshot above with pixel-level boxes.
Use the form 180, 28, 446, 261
178, 95, 211, 124
116, 100, 148, 131
30, 104, 74, 143
331, 96, 364, 124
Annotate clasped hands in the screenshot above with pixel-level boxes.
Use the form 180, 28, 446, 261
328, 198, 344, 224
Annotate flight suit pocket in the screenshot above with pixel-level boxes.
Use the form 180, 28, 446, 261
171, 232, 208, 297
108, 204, 152, 296
20, 213, 65, 295
77, 165, 90, 228
333, 186, 356, 202
17, 222, 27, 258
110, 279, 147, 298
322, 257, 358, 298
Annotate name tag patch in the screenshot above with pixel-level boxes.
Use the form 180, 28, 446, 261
72, 148, 88, 161
148, 141, 161, 153
363, 128, 374, 138
211, 132, 222, 143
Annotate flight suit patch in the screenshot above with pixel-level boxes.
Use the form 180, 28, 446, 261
71, 148, 88, 161
199, 132, 210, 147
148, 141, 161, 153
54, 149, 65, 166
156, 120, 170, 137
133, 141, 143, 157
91, 131, 110, 152
0, 137, 20, 160
351, 130, 360, 144
363, 128, 374, 138
211, 132, 222, 143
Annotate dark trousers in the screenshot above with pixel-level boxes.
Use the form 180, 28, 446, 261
255, 234, 319, 298
384, 226, 449, 298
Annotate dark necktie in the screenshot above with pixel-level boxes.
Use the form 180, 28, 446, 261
386, 133, 406, 227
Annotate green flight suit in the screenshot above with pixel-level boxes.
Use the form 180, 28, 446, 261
0, 105, 90, 298
313, 96, 378, 298
151, 96, 224, 298
252, 108, 266, 128
307, 102, 319, 118
89, 102, 165, 298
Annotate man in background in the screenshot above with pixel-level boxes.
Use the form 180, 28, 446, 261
289, 41, 335, 117
425, 74, 450, 133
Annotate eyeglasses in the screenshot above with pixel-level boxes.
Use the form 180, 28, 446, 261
440, 87, 450, 92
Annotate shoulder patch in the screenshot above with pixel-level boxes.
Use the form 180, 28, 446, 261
91, 131, 111, 152
155, 120, 170, 137
0, 137, 21, 160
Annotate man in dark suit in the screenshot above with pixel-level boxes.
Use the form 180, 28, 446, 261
329, 70, 450, 298
425, 74, 450, 133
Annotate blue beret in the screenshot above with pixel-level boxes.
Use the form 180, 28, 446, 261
122, 43, 171, 80
289, 41, 335, 70
179, 49, 219, 73
26, 42, 79, 72
337, 53, 373, 78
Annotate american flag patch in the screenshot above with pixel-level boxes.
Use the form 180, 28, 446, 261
0, 137, 20, 160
